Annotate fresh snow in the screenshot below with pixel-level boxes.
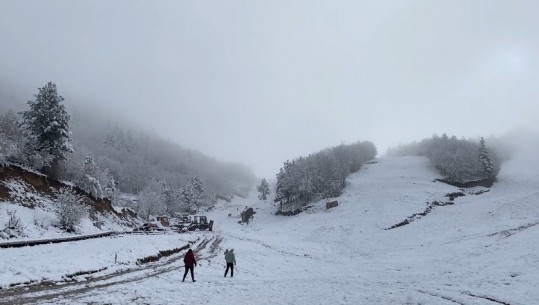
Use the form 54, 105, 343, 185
0, 178, 134, 241
0, 234, 195, 288
1, 156, 538, 304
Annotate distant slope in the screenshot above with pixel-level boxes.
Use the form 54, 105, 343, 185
201, 156, 539, 304
68, 104, 256, 196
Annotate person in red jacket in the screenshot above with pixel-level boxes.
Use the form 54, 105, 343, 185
182, 249, 197, 282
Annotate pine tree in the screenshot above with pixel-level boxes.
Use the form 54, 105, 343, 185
162, 182, 176, 216
479, 137, 494, 178
180, 176, 205, 213
257, 178, 271, 200
180, 184, 196, 213
190, 176, 204, 196
137, 177, 167, 220
103, 172, 117, 201
20, 82, 73, 172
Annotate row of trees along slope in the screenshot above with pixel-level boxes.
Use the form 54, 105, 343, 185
0, 82, 255, 223
274, 141, 377, 214
387, 134, 500, 186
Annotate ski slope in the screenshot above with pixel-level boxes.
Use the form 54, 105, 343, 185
2, 156, 538, 304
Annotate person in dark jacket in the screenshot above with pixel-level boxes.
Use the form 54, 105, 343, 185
182, 249, 197, 282
224, 249, 236, 277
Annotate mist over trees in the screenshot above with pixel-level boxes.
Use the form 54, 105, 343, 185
275, 141, 377, 212
386, 134, 500, 183
257, 178, 270, 200
1, 83, 256, 220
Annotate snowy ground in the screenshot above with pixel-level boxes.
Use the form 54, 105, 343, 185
1, 156, 538, 304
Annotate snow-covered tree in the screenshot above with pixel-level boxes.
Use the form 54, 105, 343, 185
0, 111, 22, 162
275, 141, 377, 211
60, 148, 118, 201
479, 137, 494, 178
101, 170, 118, 201
76, 156, 103, 199
55, 188, 87, 232
162, 181, 178, 216
137, 177, 168, 220
389, 134, 501, 183
256, 178, 271, 200
180, 176, 205, 213
179, 184, 196, 213
20, 82, 73, 174
0, 110, 52, 168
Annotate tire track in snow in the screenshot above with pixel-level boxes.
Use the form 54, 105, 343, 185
0, 236, 221, 305
418, 289, 514, 305
462, 292, 512, 305
417, 289, 467, 305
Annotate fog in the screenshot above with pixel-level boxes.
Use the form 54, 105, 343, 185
1, 1, 538, 178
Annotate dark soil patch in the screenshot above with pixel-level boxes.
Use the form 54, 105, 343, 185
65, 267, 108, 279
7, 279, 39, 289
445, 192, 465, 201
0, 231, 119, 248
386, 200, 455, 230
471, 189, 490, 195
0, 163, 139, 228
434, 176, 496, 188
275, 208, 303, 216
136, 244, 190, 265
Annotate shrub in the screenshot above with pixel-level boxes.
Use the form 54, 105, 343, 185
55, 188, 87, 232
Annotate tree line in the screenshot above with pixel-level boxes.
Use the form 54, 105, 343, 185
274, 141, 377, 212
387, 134, 500, 183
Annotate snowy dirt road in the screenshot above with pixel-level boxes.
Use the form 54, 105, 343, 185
0, 236, 222, 305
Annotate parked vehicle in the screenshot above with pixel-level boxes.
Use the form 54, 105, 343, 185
188, 216, 214, 231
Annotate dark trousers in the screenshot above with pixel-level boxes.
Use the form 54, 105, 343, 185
183, 265, 194, 281
224, 262, 234, 277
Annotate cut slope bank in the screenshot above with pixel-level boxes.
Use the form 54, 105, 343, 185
0, 163, 138, 240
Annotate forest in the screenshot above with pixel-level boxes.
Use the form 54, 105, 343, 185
387, 134, 500, 183
274, 141, 377, 212
0, 83, 256, 220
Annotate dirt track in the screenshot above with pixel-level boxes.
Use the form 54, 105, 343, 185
0, 236, 222, 305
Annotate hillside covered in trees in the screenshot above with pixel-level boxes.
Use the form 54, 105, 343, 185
0, 83, 256, 223
274, 141, 377, 213
387, 134, 500, 184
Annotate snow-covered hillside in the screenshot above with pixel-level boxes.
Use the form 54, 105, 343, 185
0, 164, 138, 241
1, 156, 537, 305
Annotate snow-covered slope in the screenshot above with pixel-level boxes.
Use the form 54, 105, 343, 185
0, 164, 138, 241
1, 156, 537, 305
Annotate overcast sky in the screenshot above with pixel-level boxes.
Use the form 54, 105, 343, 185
1, 0, 538, 178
